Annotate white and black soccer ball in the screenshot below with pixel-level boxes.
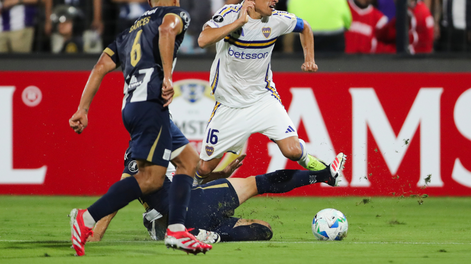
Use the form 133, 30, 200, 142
312, 208, 348, 241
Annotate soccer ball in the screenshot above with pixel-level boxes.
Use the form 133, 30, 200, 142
312, 208, 348, 241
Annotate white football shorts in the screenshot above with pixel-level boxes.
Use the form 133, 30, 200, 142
200, 94, 298, 161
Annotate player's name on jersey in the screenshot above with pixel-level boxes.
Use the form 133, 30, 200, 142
129, 17, 151, 33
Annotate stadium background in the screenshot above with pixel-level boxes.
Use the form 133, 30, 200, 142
1, 3, 471, 263
0, 53, 470, 197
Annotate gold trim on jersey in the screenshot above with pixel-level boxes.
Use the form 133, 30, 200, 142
219, 5, 241, 17
211, 59, 220, 94
265, 66, 281, 102
207, 102, 221, 124
272, 10, 296, 19
193, 183, 229, 190
104, 47, 115, 57
224, 35, 278, 49
266, 79, 281, 102
121, 173, 132, 180
147, 127, 162, 161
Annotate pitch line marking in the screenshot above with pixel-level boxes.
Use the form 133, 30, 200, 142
0, 240, 470, 245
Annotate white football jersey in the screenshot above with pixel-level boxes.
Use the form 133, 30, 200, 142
205, 4, 304, 108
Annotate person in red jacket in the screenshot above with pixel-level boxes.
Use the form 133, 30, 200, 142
376, 0, 434, 54
345, 0, 390, 53
409, 0, 434, 53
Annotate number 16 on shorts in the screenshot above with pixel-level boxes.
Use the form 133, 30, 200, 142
206, 129, 219, 144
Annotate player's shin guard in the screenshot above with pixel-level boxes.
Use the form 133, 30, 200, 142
88, 176, 142, 221
255, 169, 329, 194
256, 170, 311, 194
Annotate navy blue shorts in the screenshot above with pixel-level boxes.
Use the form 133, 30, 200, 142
122, 119, 189, 175
122, 101, 172, 167
185, 179, 240, 231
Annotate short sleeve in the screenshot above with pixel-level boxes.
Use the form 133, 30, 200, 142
272, 10, 303, 35
204, 4, 240, 29
104, 40, 120, 66
292, 17, 304, 33
164, 7, 191, 33
176, 9, 191, 32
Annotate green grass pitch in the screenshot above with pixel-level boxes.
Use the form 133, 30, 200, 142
1, 195, 470, 264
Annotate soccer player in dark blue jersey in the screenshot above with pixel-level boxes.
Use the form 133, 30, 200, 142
88, 149, 342, 244
142, 156, 341, 243
68, 0, 211, 256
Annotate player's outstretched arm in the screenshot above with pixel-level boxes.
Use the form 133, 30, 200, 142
201, 154, 246, 184
69, 53, 116, 134
87, 211, 118, 242
299, 20, 318, 73
198, 0, 254, 48
158, 13, 183, 107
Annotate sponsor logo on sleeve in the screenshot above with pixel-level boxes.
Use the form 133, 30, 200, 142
180, 11, 190, 30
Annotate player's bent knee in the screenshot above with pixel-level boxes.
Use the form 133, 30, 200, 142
134, 169, 166, 194
250, 223, 273, 241
278, 139, 303, 161
172, 145, 200, 175
281, 148, 303, 161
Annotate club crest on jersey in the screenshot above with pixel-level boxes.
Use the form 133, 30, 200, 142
262, 27, 272, 38
128, 160, 138, 173
205, 146, 214, 156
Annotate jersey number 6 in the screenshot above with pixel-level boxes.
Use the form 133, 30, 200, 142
130, 30, 143, 67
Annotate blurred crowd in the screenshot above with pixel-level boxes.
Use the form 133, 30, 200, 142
0, 0, 469, 54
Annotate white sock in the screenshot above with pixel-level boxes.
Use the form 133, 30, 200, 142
297, 139, 309, 168
168, 223, 186, 232
83, 210, 96, 228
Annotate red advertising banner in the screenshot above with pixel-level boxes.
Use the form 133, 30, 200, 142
0, 71, 470, 196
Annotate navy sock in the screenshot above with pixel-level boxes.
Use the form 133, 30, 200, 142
88, 176, 142, 222
220, 224, 273, 242
255, 169, 329, 194
167, 174, 193, 225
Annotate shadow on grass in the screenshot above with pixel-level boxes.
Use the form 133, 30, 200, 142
1, 240, 71, 249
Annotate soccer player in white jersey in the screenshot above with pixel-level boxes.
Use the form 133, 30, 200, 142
194, 0, 346, 184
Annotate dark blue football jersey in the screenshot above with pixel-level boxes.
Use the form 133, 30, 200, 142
104, 6, 191, 105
